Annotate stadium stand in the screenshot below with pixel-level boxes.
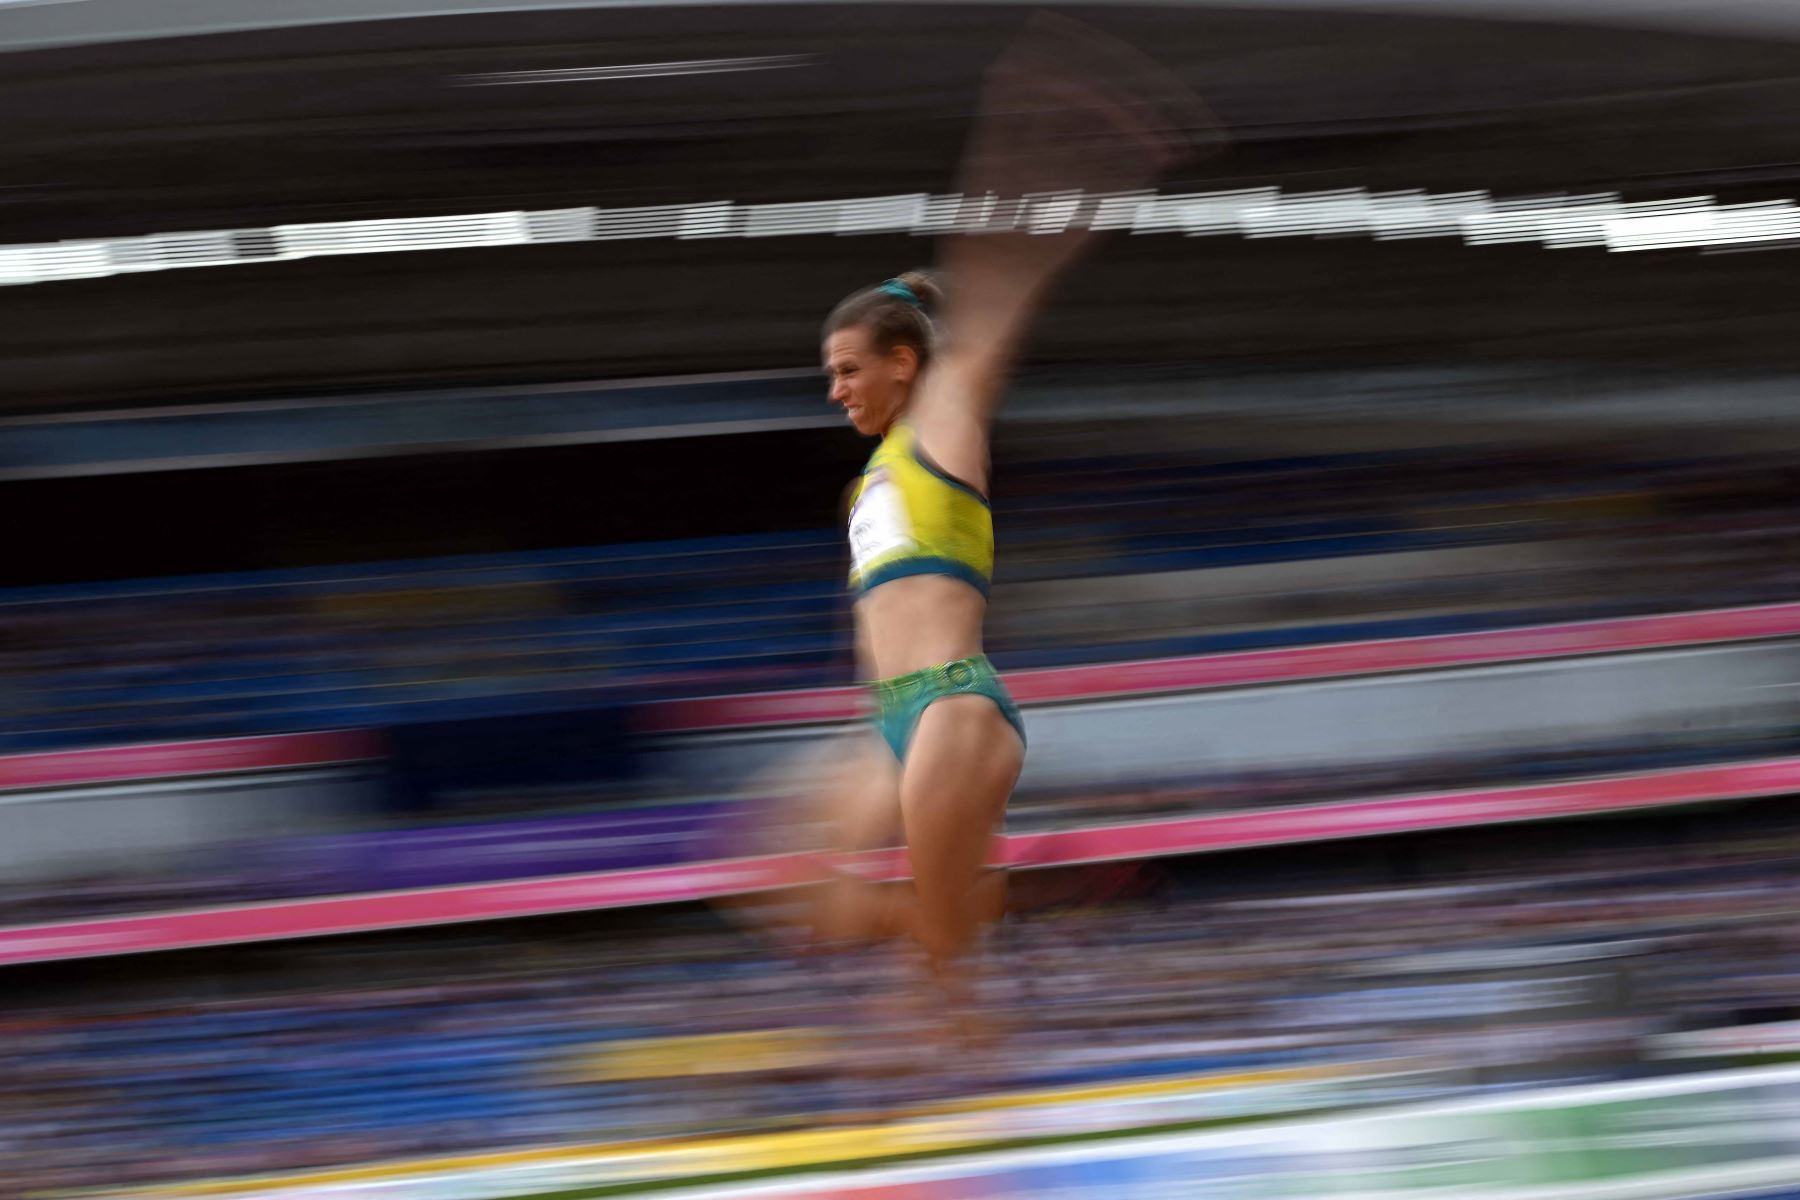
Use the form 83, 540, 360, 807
3, 446, 1793, 753
8, 802, 1800, 1192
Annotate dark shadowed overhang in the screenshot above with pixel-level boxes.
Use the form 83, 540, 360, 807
6, 0, 1800, 411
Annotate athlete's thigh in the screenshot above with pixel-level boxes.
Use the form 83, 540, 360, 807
905, 693, 1022, 798
822, 730, 905, 854
899, 696, 1023, 892
724, 732, 904, 945
765, 730, 903, 856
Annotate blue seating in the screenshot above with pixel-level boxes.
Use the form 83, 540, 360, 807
0, 447, 1607, 752
14, 988, 791, 1154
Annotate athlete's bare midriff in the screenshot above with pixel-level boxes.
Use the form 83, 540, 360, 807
855, 574, 988, 681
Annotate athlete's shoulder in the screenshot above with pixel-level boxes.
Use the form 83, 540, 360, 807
861, 424, 907, 473
879, 421, 917, 451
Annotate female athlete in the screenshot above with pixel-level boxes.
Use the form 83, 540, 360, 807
744, 16, 1213, 1025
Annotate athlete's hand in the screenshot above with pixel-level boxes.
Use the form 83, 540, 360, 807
954, 13, 1223, 220
916, 16, 1226, 434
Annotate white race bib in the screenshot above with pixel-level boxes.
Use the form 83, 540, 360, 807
848, 470, 914, 575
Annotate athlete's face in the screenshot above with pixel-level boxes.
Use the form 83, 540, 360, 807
823, 327, 917, 437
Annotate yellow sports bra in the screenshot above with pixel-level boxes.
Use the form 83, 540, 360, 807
846, 423, 994, 596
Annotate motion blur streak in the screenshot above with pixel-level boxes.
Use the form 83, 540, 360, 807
10, 4, 1800, 1199
454, 55, 817, 85
5, 188, 1796, 288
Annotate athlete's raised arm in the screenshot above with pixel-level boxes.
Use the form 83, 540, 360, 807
909, 14, 1219, 491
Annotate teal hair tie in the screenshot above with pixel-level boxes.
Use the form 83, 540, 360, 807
879, 279, 921, 308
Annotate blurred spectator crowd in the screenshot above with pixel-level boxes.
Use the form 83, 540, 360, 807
8, 437, 1800, 1197
5, 802, 1800, 1194
2, 445, 1799, 754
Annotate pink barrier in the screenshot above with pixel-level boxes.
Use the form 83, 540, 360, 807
0, 856, 812, 968
3, 755, 1797, 966
9, 603, 1798, 788
0, 730, 383, 793
1000, 756, 1800, 866
640, 601, 1800, 733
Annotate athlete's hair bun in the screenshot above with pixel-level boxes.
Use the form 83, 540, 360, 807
824, 268, 943, 367
889, 269, 943, 316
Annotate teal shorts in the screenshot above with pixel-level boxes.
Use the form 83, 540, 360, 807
870, 655, 1027, 762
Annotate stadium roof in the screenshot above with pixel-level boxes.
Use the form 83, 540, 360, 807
11, 0, 1800, 53
6, 1, 1800, 413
